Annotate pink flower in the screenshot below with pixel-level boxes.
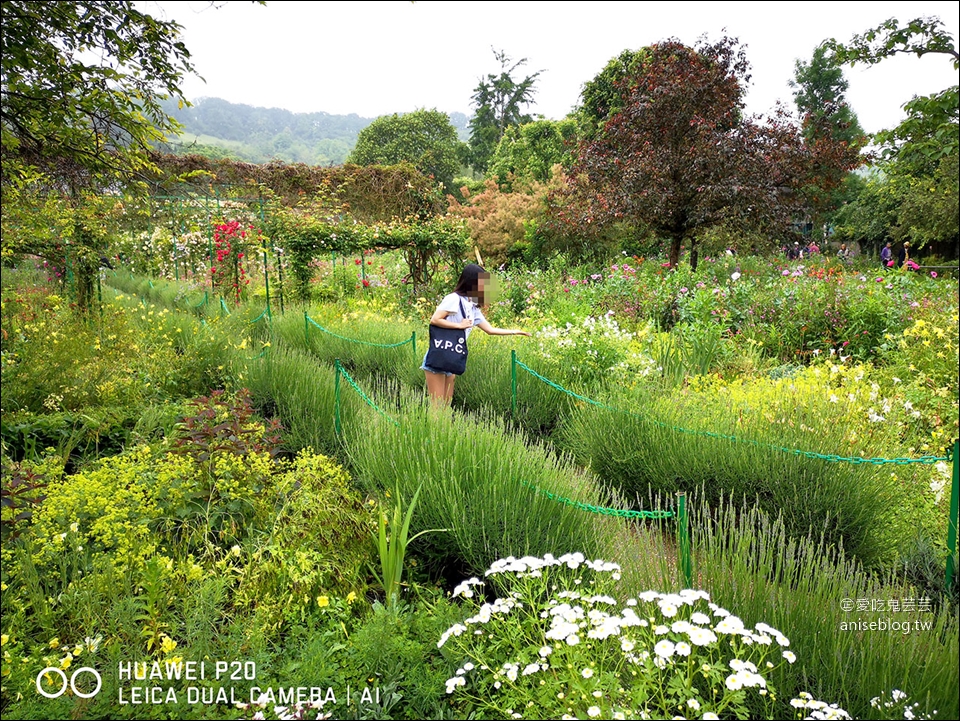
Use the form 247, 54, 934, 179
931, 271, 938, 278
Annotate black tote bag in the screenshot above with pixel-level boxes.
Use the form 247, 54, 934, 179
424, 299, 469, 375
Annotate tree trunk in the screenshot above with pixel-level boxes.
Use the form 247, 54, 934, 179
669, 237, 681, 268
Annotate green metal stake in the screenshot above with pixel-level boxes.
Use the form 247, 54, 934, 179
276, 248, 285, 315
262, 243, 272, 321
173, 197, 181, 282
334, 359, 342, 435
205, 195, 215, 294
947, 439, 959, 592
677, 492, 692, 588
511, 350, 518, 420
411, 331, 417, 360
304, 312, 310, 346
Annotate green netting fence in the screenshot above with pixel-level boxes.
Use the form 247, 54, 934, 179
508, 351, 959, 591
279, 316, 956, 592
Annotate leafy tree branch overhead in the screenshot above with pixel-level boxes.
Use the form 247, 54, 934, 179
825, 16, 959, 167
0, 0, 202, 182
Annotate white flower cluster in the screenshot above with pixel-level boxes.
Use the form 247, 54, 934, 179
485, 552, 621, 580
725, 659, 766, 690
931, 462, 951, 504
870, 689, 936, 720
439, 554, 832, 719
790, 692, 852, 719
452, 577, 484, 599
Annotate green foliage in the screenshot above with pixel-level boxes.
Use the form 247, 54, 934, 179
487, 119, 578, 187
348, 403, 621, 577
234, 449, 375, 627
558, 369, 915, 568
348, 109, 465, 193
1, 1, 195, 181
467, 49, 543, 174
267, 205, 468, 300
893, 153, 960, 249
2, 236, 957, 719
825, 15, 959, 166
835, 157, 959, 252
575, 48, 650, 140
790, 45, 868, 240
791, 45, 865, 145
681, 497, 959, 719
372, 484, 447, 609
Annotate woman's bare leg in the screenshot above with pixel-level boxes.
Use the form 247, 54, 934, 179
425, 370, 449, 407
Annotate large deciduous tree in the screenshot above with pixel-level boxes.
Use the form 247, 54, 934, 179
487, 118, 577, 188
467, 49, 542, 175
789, 45, 867, 238
347, 109, 465, 194
559, 37, 809, 270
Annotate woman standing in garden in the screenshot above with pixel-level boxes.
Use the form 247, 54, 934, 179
897, 241, 912, 268
422, 264, 530, 406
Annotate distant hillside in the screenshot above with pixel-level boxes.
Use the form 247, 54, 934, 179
159, 97, 471, 166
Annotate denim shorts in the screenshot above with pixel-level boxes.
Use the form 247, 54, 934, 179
420, 352, 454, 377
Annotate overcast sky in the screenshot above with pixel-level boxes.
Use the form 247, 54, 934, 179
144, 1, 959, 134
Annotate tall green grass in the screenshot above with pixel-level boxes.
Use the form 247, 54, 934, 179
619, 495, 960, 719
239, 344, 360, 458
347, 396, 625, 577
450, 334, 579, 434
558, 387, 901, 568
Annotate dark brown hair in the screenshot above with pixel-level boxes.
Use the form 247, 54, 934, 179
453, 263, 488, 304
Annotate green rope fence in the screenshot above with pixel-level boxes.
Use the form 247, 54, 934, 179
306, 313, 416, 355
511, 351, 959, 590
333, 359, 401, 433
521, 481, 674, 520
512, 353, 950, 467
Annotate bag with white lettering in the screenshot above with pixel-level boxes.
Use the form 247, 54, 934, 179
424, 299, 469, 375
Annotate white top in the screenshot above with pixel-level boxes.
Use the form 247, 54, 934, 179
436, 292, 486, 340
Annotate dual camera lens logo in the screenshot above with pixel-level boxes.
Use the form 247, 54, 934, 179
36, 666, 102, 699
